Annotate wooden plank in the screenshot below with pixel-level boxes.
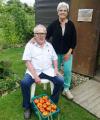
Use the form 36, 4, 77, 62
72, 80, 97, 96
71, 79, 100, 118
76, 87, 100, 104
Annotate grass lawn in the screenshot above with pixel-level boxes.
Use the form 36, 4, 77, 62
0, 47, 98, 120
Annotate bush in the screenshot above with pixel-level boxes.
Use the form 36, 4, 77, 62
0, 0, 35, 49
0, 60, 20, 96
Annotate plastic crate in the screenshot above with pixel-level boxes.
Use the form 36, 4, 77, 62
31, 94, 60, 120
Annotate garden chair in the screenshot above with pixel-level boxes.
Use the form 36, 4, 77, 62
31, 79, 54, 98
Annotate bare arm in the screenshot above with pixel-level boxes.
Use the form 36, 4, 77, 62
25, 60, 41, 83
53, 60, 59, 76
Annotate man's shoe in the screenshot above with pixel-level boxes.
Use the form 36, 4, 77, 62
62, 90, 74, 100
24, 109, 31, 119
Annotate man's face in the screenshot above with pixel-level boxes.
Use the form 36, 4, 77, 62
34, 28, 46, 45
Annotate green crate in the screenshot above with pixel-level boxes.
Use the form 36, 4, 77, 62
31, 94, 60, 120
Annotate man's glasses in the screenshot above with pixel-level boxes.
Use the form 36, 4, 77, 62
35, 33, 46, 35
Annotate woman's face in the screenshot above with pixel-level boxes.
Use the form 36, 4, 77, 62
58, 7, 68, 20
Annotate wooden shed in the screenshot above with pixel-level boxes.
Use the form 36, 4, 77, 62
35, 0, 100, 77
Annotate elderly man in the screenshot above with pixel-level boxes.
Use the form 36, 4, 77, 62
20, 24, 64, 119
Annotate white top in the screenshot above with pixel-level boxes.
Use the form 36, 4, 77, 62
22, 41, 58, 78
62, 25, 65, 36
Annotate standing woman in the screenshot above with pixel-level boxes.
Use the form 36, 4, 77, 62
46, 2, 77, 100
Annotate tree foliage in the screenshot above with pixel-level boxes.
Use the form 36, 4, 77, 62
0, 0, 35, 48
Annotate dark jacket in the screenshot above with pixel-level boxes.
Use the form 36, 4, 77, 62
46, 19, 77, 54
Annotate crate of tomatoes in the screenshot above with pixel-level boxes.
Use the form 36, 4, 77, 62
31, 94, 60, 120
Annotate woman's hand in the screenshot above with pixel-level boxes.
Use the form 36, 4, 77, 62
30, 37, 36, 44
64, 48, 72, 61
64, 53, 70, 61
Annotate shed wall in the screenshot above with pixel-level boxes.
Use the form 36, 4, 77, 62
35, 0, 70, 26
35, 0, 100, 76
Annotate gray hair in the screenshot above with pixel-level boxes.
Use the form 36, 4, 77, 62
33, 24, 47, 33
57, 2, 69, 12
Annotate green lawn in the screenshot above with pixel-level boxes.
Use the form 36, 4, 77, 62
0, 48, 98, 120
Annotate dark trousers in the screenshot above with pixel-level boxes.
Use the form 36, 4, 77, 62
20, 73, 64, 109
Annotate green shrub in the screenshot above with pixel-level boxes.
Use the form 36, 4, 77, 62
0, 0, 35, 49
0, 60, 20, 96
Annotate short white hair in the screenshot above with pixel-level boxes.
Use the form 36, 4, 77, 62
33, 24, 47, 33
57, 2, 69, 12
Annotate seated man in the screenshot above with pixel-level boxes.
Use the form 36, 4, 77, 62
20, 24, 64, 119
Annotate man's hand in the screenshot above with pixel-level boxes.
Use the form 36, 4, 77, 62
54, 68, 59, 76
34, 76, 41, 84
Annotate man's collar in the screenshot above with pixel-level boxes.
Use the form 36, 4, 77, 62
34, 40, 49, 47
